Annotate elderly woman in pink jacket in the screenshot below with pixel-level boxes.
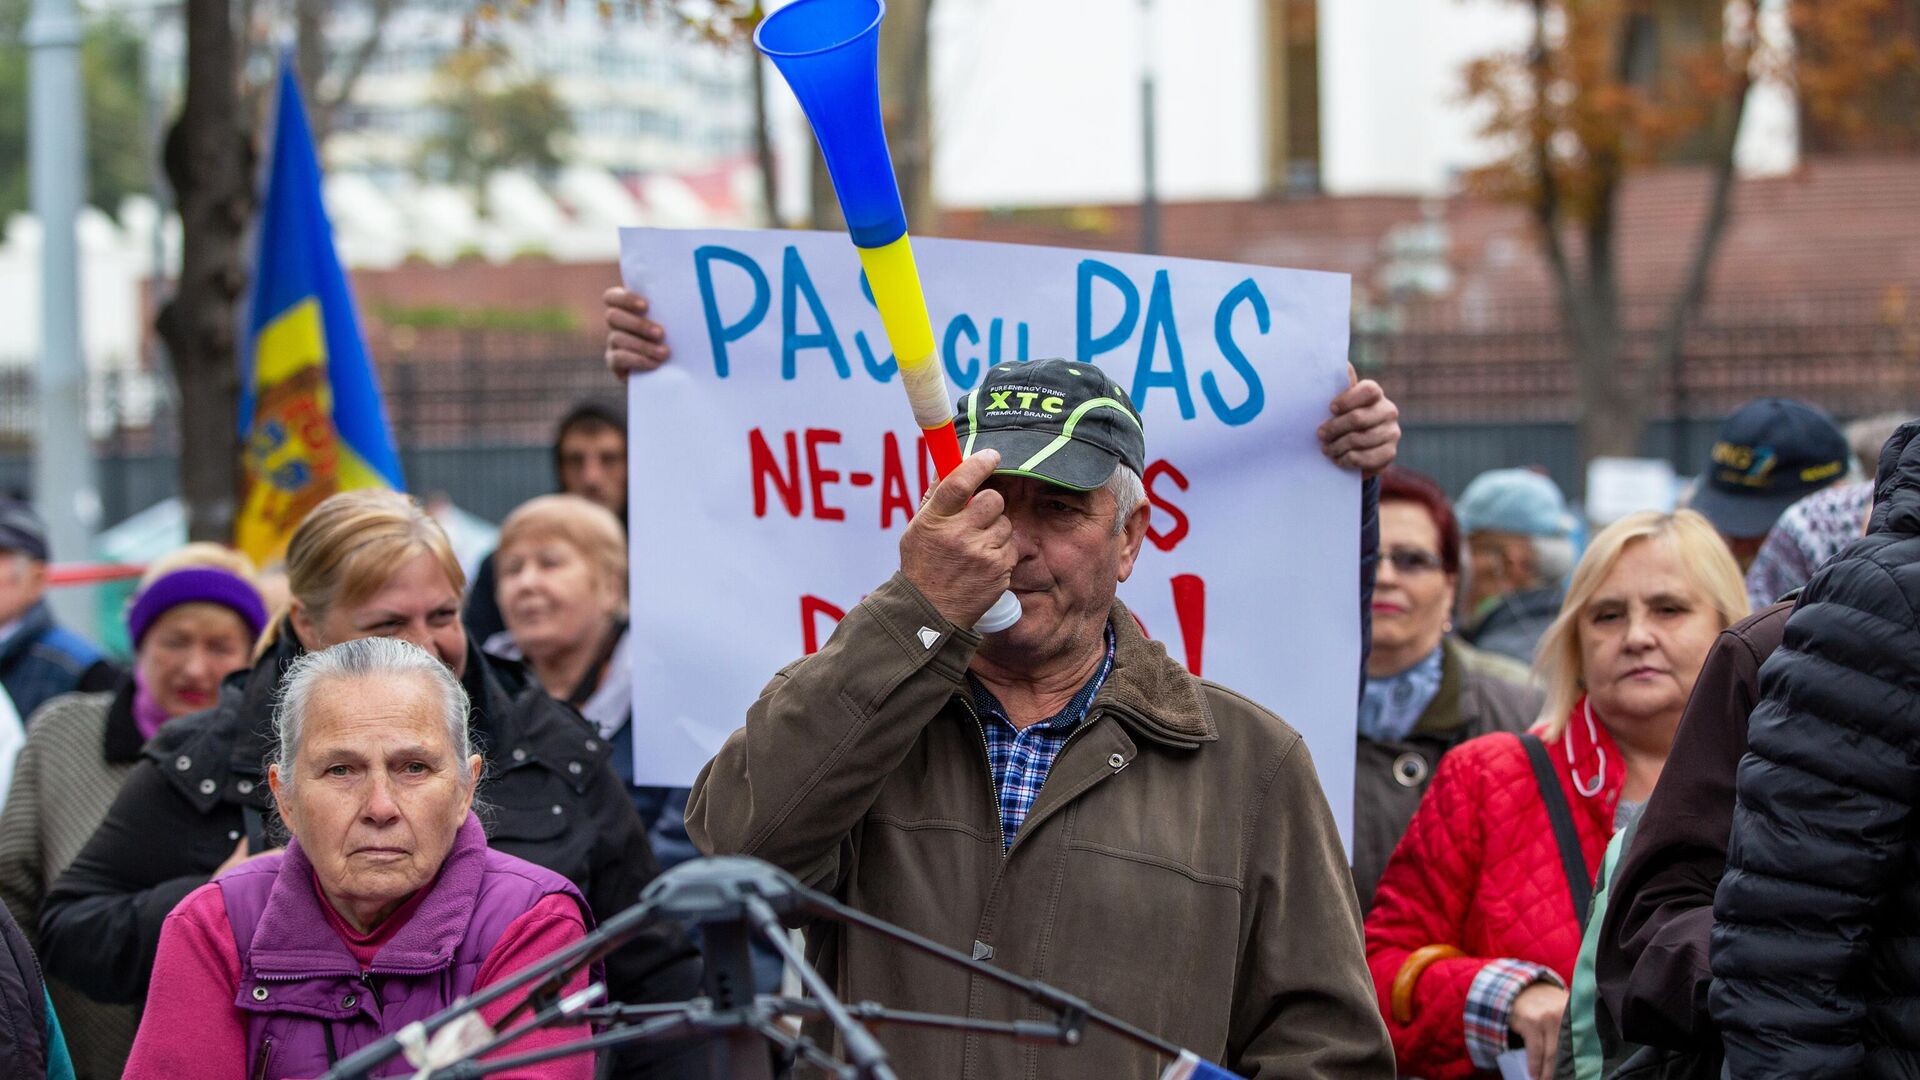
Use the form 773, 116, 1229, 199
124, 638, 596, 1080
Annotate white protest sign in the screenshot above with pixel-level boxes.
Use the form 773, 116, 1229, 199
621, 228, 1360, 846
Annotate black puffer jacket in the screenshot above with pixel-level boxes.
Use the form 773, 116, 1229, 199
1710, 420, 1920, 1080
0, 902, 51, 1079
41, 633, 703, 1074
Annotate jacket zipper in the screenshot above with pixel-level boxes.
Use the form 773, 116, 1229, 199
252, 1036, 274, 1080
959, 696, 1009, 856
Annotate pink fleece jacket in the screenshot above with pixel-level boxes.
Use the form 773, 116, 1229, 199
124, 883, 595, 1080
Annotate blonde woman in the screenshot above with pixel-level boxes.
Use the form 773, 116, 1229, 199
1364, 510, 1748, 1080
38, 490, 698, 1074
486, 495, 697, 868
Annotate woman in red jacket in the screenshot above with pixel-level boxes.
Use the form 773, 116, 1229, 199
1365, 509, 1747, 1080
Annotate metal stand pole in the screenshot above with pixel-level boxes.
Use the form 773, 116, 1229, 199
27, 0, 100, 628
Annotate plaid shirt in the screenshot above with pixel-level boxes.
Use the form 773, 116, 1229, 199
968, 625, 1116, 850
1463, 958, 1563, 1070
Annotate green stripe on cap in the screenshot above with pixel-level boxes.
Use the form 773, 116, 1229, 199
1014, 396, 1142, 473
963, 387, 982, 457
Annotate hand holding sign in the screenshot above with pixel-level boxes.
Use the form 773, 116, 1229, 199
899, 449, 1017, 628
603, 286, 670, 376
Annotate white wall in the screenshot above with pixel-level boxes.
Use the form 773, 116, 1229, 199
929, 0, 1266, 208
1317, 0, 1530, 196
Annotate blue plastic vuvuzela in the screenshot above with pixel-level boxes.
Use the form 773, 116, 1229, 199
755, 0, 909, 249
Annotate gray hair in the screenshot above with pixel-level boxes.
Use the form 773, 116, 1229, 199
1846, 412, 1912, 479
1106, 463, 1146, 536
272, 638, 472, 789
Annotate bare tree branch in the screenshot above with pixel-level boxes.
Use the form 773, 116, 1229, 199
1639, 64, 1753, 403
316, 0, 403, 143
1527, 0, 1585, 347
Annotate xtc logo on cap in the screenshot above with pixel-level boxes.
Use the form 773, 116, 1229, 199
955, 358, 1146, 491
982, 387, 1068, 417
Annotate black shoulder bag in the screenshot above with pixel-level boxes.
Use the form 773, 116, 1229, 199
1519, 732, 1594, 926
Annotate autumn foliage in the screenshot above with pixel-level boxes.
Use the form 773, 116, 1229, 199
1459, 0, 1919, 464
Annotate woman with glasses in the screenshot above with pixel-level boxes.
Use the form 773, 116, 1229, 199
1364, 509, 1748, 1080
1352, 469, 1541, 912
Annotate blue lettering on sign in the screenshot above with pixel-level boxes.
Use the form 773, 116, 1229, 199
692, 245, 1272, 426
1075, 258, 1139, 365
854, 270, 897, 381
782, 245, 851, 380
693, 244, 770, 378
1205, 278, 1268, 427
1132, 270, 1195, 420
944, 313, 981, 389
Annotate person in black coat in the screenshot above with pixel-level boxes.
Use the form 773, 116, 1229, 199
39, 490, 701, 1078
1710, 419, 1920, 1080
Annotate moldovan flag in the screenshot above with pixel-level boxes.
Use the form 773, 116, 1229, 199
234, 60, 403, 564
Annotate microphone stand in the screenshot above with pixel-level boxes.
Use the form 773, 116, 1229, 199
319, 856, 1192, 1080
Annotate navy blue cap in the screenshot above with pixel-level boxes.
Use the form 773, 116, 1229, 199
0, 499, 47, 561
1691, 398, 1849, 539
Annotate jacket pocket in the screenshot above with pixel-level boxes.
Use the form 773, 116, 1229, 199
481, 765, 595, 888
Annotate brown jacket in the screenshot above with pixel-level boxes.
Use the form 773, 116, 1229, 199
688, 574, 1392, 1080
1350, 638, 1540, 911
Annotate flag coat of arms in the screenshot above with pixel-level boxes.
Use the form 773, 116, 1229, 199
235, 60, 403, 563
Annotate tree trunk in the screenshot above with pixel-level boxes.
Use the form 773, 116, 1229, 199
750, 47, 778, 226
1573, 165, 1644, 466
880, 0, 935, 228
156, 0, 251, 543
807, 146, 842, 231
1571, 310, 1642, 465
295, 0, 324, 133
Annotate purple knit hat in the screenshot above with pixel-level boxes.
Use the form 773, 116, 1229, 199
127, 567, 269, 648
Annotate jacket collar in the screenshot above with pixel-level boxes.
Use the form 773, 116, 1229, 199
1410, 637, 1470, 738
0, 600, 54, 666
101, 675, 144, 764
1089, 600, 1216, 748
246, 812, 490, 977
1549, 695, 1628, 822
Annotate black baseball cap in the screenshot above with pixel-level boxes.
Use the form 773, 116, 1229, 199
0, 498, 48, 561
955, 359, 1146, 490
1691, 398, 1849, 539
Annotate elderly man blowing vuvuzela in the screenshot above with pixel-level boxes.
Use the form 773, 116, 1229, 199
687, 358, 1394, 1079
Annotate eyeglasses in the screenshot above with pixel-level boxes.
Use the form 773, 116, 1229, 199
1384, 549, 1446, 575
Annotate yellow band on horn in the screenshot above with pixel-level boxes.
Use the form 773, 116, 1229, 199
856, 236, 937, 372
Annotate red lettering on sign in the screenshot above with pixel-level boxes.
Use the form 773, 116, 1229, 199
804, 428, 846, 522
749, 429, 802, 518
1171, 574, 1205, 676
1144, 459, 1190, 552
800, 594, 846, 654
879, 432, 915, 529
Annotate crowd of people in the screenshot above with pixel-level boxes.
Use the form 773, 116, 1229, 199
0, 288, 1907, 1079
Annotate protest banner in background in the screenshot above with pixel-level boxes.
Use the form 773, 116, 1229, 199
621, 228, 1360, 845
